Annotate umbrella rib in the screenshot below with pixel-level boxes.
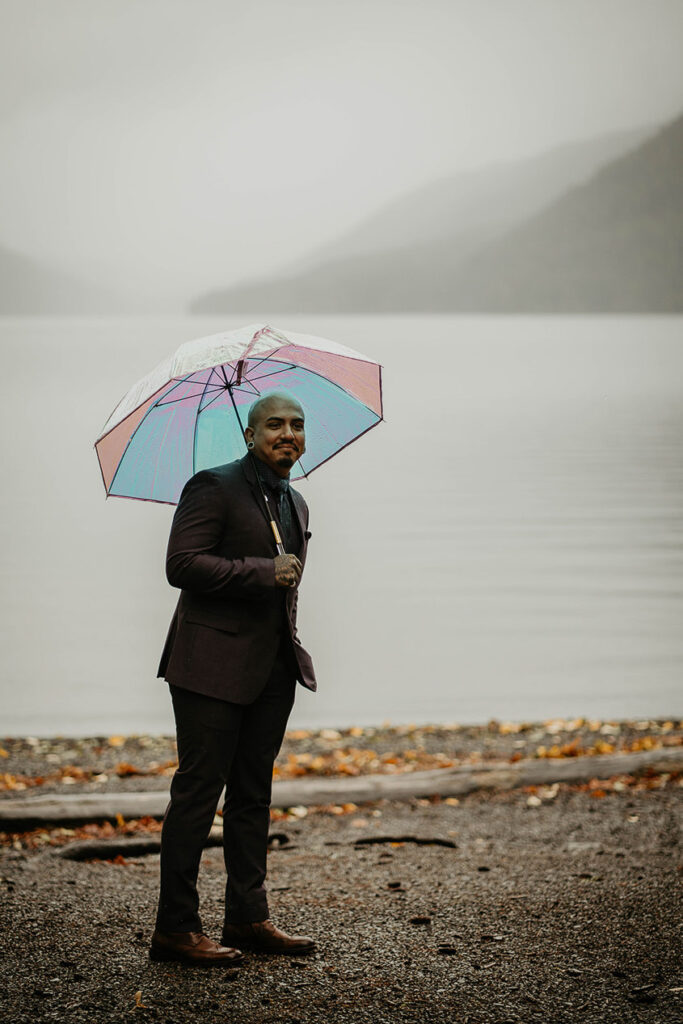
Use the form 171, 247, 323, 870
106, 374, 196, 496
148, 401, 178, 498
156, 385, 224, 407
226, 384, 248, 450
294, 457, 309, 479
246, 363, 298, 383
296, 414, 383, 481
196, 388, 229, 413
200, 368, 221, 407
225, 357, 268, 386
247, 356, 378, 415
191, 371, 218, 474
234, 353, 274, 379
104, 492, 178, 506
232, 379, 261, 397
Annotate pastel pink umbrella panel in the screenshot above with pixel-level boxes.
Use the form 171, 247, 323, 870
95, 324, 383, 504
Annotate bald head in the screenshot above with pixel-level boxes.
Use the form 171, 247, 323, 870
247, 390, 304, 429
244, 390, 306, 479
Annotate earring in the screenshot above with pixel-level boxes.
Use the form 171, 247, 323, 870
247, 441, 255, 449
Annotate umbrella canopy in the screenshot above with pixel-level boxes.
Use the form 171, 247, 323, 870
95, 323, 383, 504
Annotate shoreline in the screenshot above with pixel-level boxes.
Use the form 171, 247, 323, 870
4, 710, 681, 741
1, 716, 681, 801
1, 716, 680, 844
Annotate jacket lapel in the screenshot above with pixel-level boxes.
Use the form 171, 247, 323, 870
240, 454, 279, 550
290, 489, 307, 555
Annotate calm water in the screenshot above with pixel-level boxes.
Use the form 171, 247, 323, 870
1, 315, 682, 736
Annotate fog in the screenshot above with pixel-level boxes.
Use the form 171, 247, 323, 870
2, 0, 683, 309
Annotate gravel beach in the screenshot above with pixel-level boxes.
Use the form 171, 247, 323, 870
1, 728, 681, 1024
1, 717, 681, 799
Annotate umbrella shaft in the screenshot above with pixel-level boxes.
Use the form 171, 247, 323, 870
270, 519, 286, 556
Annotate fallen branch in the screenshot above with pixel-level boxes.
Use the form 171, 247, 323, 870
54, 827, 292, 861
1, 746, 680, 828
353, 835, 457, 848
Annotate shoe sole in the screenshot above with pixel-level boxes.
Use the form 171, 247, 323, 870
149, 945, 246, 966
221, 940, 315, 955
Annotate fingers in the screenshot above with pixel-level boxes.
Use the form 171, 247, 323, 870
284, 555, 302, 574
274, 553, 303, 588
288, 556, 302, 585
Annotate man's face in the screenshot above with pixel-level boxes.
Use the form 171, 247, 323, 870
246, 397, 306, 478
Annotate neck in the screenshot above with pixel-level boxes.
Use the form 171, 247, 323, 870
250, 451, 291, 480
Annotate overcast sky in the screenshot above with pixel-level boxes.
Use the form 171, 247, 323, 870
2, 0, 682, 307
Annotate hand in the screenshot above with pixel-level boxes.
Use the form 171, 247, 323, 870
274, 553, 302, 588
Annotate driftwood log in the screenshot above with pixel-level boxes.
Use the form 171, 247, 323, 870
0, 746, 680, 830
53, 827, 293, 861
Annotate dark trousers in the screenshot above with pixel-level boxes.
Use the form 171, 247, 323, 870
154, 636, 297, 932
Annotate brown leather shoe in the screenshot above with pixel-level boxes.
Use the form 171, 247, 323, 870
221, 918, 316, 954
149, 929, 246, 966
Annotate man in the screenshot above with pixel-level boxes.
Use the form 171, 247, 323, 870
150, 390, 317, 966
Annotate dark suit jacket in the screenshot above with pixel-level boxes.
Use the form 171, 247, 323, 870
157, 453, 316, 703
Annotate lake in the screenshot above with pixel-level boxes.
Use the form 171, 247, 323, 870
1, 314, 681, 736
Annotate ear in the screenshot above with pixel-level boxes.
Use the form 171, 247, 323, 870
244, 426, 254, 444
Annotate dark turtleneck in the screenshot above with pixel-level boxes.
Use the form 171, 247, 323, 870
250, 453, 299, 554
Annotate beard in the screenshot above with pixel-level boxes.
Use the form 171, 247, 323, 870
274, 448, 296, 468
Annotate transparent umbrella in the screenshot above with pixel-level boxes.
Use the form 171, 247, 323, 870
94, 322, 383, 506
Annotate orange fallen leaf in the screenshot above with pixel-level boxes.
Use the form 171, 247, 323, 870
498, 721, 522, 734
60, 765, 89, 780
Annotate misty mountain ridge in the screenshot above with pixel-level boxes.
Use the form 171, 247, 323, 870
307, 124, 653, 264
0, 245, 132, 315
2, 121, 678, 315
438, 113, 683, 313
194, 117, 681, 313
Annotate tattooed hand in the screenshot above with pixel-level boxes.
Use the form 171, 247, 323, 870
274, 553, 302, 588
